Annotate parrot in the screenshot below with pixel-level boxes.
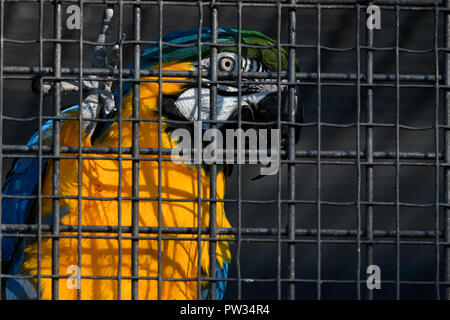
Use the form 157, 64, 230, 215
1, 7, 302, 300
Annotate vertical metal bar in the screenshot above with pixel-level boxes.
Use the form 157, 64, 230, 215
208, 0, 218, 300
37, 0, 44, 300
0, 0, 4, 299
394, 4, 401, 300
117, 0, 124, 300
131, 0, 141, 300
76, 0, 84, 301
446, 0, 450, 301
355, 2, 362, 301
433, 3, 440, 300
157, 0, 163, 301
196, 0, 204, 300
52, 0, 62, 300
287, 0, 297, 300
316, 2, 322, 300
365, 1, 375, 301
236, 0, 243, 300
276, 0, 282, 301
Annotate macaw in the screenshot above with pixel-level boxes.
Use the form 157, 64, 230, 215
1, 8, 301, 300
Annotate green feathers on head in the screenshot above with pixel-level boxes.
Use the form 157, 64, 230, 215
139, 27, 298, 73
119, 27, 299, 101
219, 29, 297, 72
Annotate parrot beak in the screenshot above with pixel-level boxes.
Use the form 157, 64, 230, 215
171, 73, 302, 177
251, 87, 302, 150
237, 86, 302, 152
234, 86, 302, 180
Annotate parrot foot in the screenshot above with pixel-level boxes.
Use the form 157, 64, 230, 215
31, 5, 123, 138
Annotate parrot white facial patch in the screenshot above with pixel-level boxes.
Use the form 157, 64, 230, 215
174, 87, 271, 124
174, 87, 238, 122
174, 51, 283, 125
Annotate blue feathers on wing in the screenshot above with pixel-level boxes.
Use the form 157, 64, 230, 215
201, 261, 229, 300
1, 120, 52, 264
2, 106, 82, 299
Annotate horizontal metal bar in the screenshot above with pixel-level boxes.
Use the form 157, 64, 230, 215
2, 116, 440, 132
1, 144, 444, 161
2, 231, 447, 245
1, 236, 448, 247
0, 0, 444, 5
2, 154, 442, 169
1, 66, 443, 82
2, 272, 448, 287
1, 193, 445, 210
0, 224, 444, 239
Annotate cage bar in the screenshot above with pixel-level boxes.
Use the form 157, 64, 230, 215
131, 0, 141, 300
433, 2, 441, 300
37, 0, 45, 300
355, 2, 362, 300
208, 0, 218, 300
445, 0, 450, 301
316, 2, 323, 300
117, 0, 125, 300
276, 0, 283, 301
157, 0, 164, 301
287, 0, 297, 301
51, 0, 62, 300
76, 0, 84, 301
236, 0, 243, 300
0, 0, 4, 298
196, 0, 205, 301
365, 1, 375, 300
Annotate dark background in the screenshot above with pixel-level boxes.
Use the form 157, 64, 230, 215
1, 1, 447, 299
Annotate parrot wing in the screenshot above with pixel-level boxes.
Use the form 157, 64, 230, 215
201, 261, 229, 300
1, 105, 79, 299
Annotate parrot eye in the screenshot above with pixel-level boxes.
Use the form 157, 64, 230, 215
219, 56, 235, 71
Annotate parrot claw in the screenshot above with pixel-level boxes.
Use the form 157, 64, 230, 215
251, 174, 265, 181
32, 73, 54, 96
81, 5, 118, 137
99, 90, 116, 116
107, 44, 120, 70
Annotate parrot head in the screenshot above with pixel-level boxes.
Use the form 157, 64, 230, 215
93, 27, 303, 162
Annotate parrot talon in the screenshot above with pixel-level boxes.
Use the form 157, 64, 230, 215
31, 73, 54, 96
107, 44, 120, 69
106, 34, 125, 70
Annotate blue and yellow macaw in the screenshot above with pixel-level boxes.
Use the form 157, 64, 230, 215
1, 8, 301, 300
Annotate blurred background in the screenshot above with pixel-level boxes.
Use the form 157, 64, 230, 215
1, 1, 447, 299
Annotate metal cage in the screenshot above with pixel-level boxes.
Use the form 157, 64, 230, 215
0, 0, 449, 300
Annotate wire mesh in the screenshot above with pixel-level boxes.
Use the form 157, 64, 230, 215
0, 0, 448, 300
